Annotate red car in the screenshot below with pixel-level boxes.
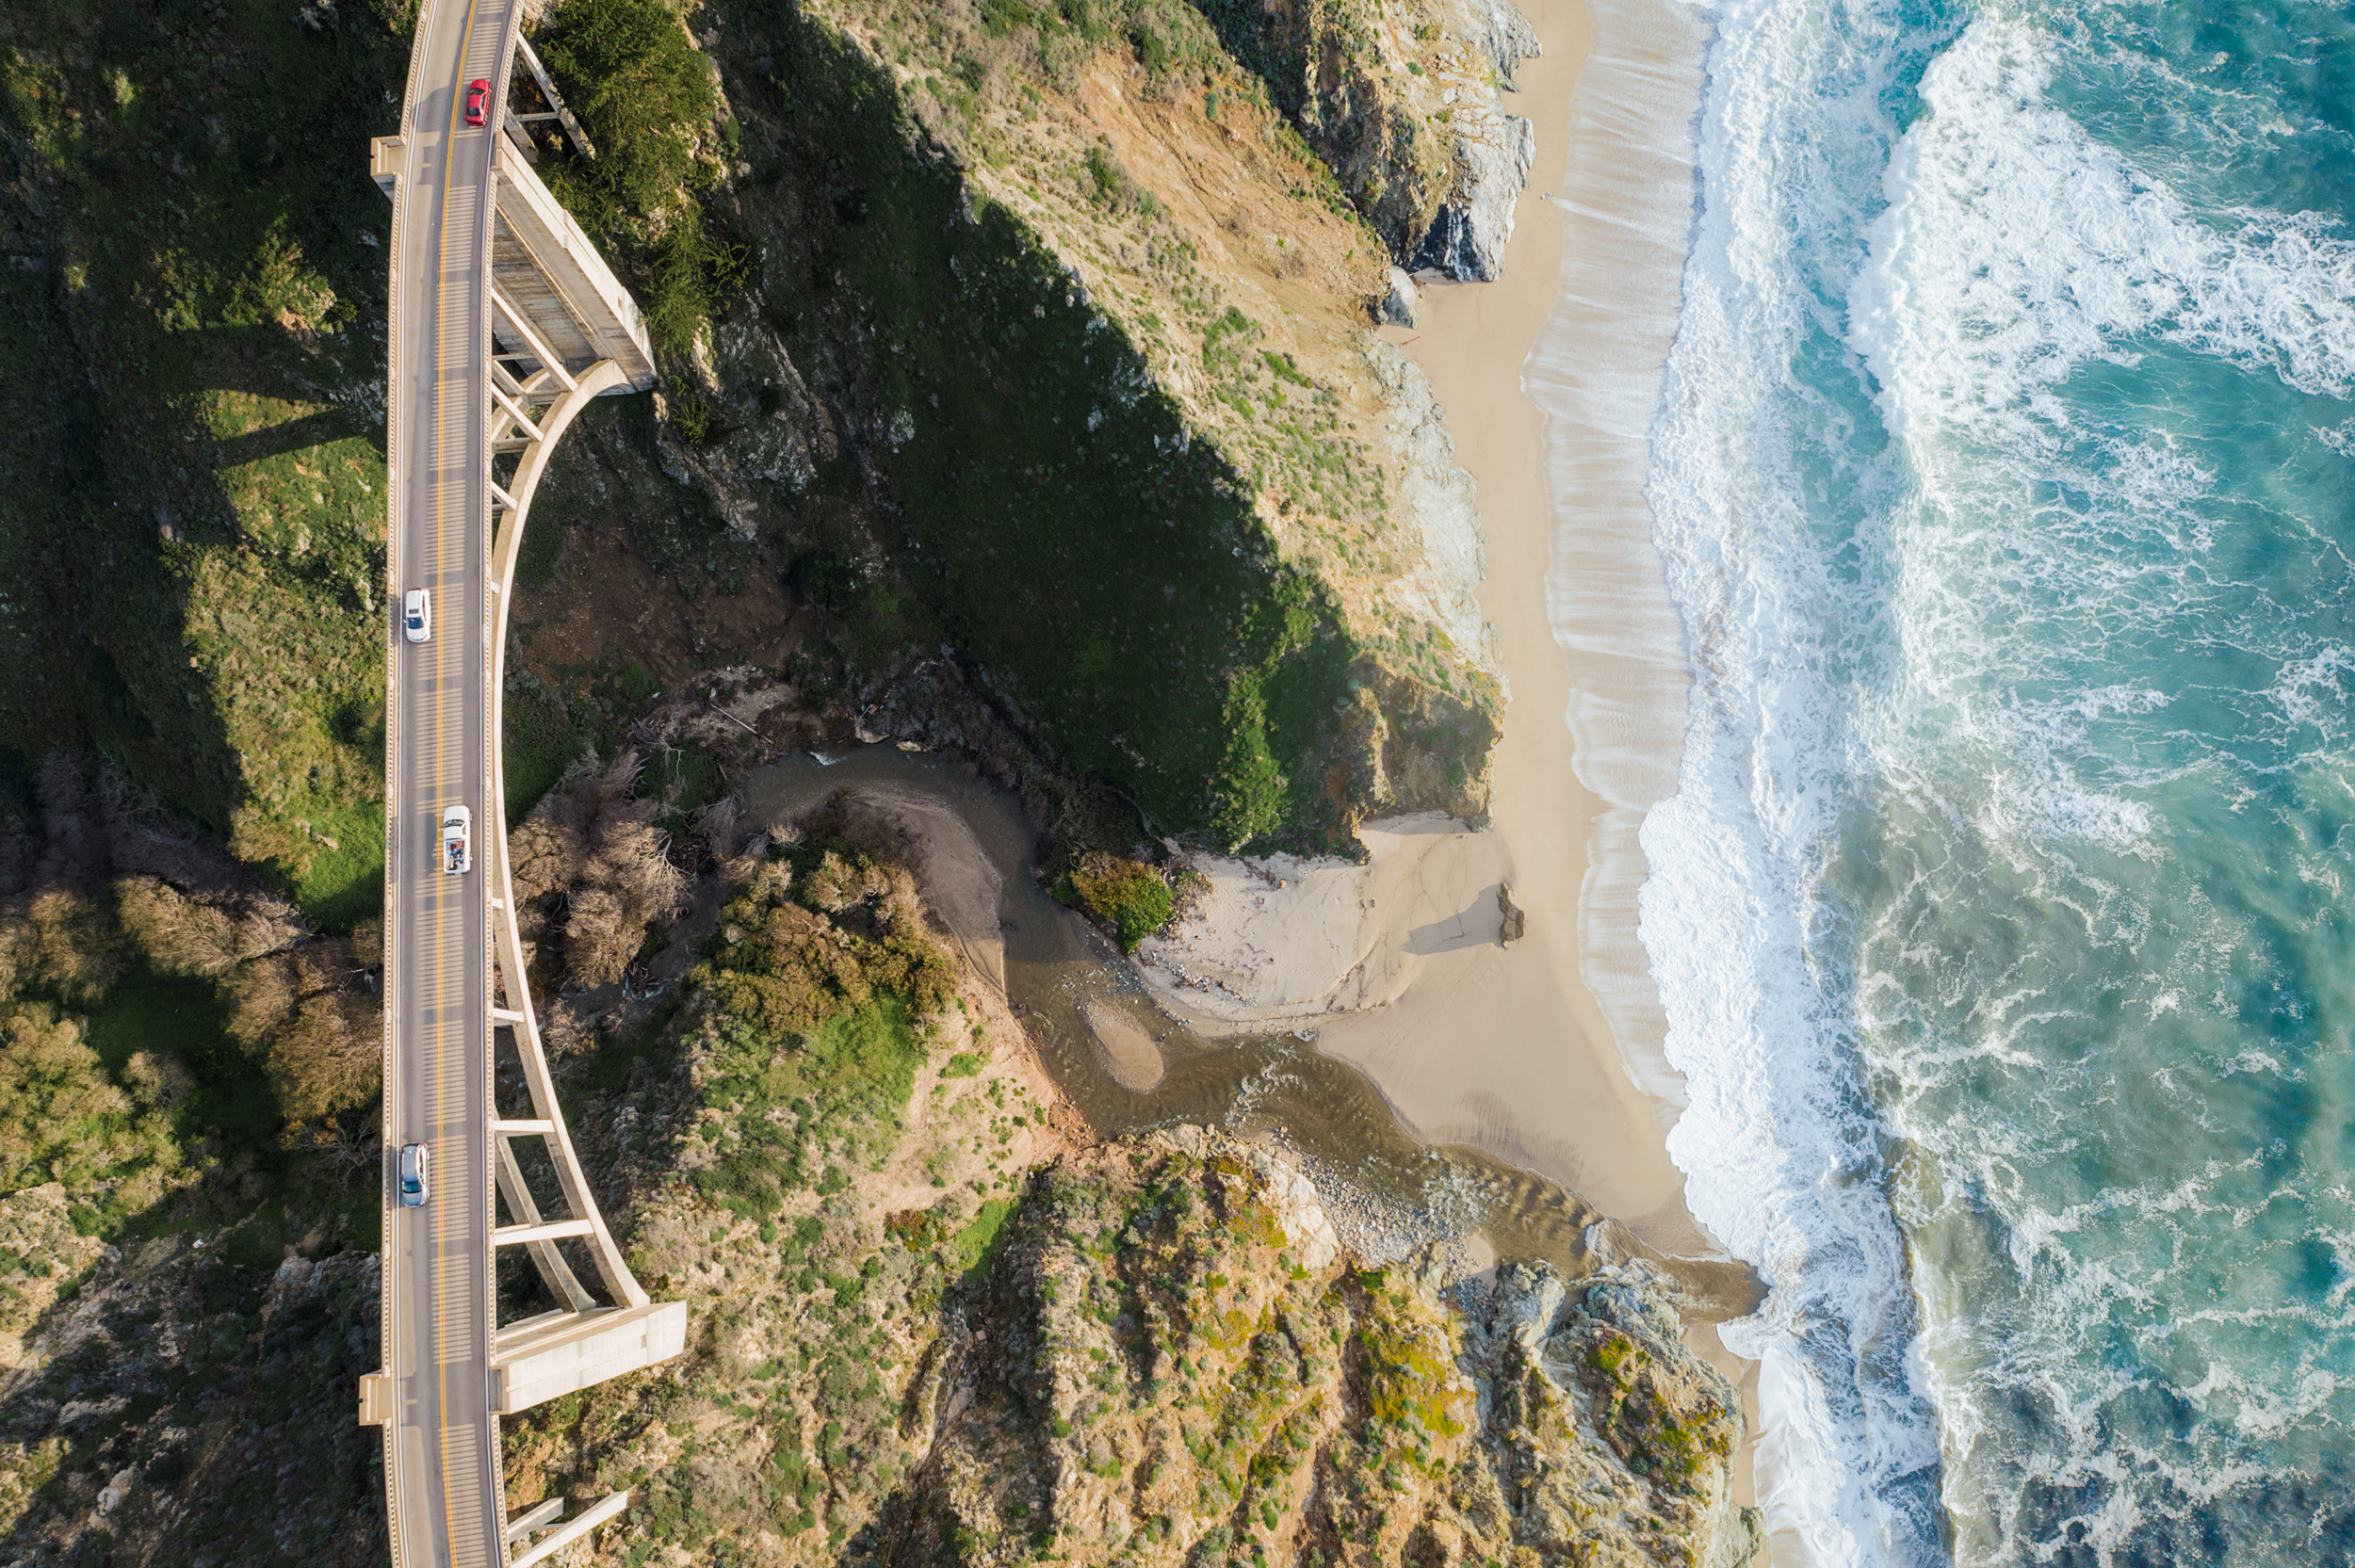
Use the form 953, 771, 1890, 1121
463, 77, 490, 126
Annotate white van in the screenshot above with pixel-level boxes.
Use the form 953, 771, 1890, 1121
441, 804, 472, 875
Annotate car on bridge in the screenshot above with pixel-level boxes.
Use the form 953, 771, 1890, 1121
403, 588, 431, 642
398, 1142, 430, 1207
464, 77, 491, 126
442, 804, 472, 875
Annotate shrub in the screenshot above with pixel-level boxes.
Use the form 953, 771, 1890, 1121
1064, 853, 1175, 952
535, 0, 719, 221
510, 751, 688, 988
222, 943, 382, 1123
0, 878, 134, 1005
695, 847, 952, 1044
0, 1005, 179, 1216
114, 877, 302, 978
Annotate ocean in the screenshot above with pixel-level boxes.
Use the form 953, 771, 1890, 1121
1632, 0, 2355, 1561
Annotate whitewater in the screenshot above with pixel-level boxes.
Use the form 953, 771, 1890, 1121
1576, 0, 2355, 1560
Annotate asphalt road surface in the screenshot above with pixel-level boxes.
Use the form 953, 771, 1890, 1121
383, 1, 519, 1562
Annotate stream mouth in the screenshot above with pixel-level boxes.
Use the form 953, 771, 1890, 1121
742, 747, 1761, 1318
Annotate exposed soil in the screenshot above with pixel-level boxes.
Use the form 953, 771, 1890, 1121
508, 519, 819, 687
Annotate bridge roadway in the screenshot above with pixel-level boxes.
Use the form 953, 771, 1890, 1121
373, 6, 675, 1561
383, 0, 515, 1562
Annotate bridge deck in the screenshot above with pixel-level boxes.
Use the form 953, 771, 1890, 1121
375, 6, 671, 1566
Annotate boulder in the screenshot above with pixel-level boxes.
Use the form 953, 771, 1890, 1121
1380, 266, 1419, 328
1497, 881, 1526, 944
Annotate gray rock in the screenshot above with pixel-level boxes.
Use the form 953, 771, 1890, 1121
1412, 0, 1541, 283
1463, 0, 1543, 87
1582, 1277, 1688, 1347
1488, 1260, 1567, 1352
1497, 881, 1525, 944
1380, 266, 1419, 328
1411, 109, 1536, 283
1363, 337, 1498, 680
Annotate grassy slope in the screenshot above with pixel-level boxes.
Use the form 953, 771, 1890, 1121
0, 0, 407, 928
728, 8, 1358, 847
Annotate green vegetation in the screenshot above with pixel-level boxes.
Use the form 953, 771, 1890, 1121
502, 677, 593, 826
712, 9, 1363, 848
940, 1194, 1019, 1278
697, 849, 953, 1050
641, 740, 723, 830
83, 973, 280, 1157
533, 0, 751, 353
0, 1004, 181, 1230
1064, 851, 1177, 951
0, 759, 380, 1174
536, 0, 718, 218
690, 818, 958, 1220
497, 810, 1042, 1560
0, 0, 405, 925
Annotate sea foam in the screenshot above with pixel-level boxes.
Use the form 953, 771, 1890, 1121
1636, 0, 2355, 1560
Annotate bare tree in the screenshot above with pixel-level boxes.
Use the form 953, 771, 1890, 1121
224, 952, 300, 1050
512, 750, 689, 990
694, 797, 771, 887
115, 877, 306, 978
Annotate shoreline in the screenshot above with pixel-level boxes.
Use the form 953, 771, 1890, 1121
1144, 0, 1753, 1511
1134, 0, 1700, 1246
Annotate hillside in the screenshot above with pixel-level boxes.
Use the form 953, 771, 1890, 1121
512, 0, 1529, 854
0, 0, 1633, 1560
0, 0, 1548, 1358
0, 782, 1762, 1568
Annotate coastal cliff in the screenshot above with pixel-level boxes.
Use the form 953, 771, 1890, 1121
0, 0, 1741, 1561
884, 1131, 1761, 1568
1192, 0, 1543, 283
530, 0, 1524, 849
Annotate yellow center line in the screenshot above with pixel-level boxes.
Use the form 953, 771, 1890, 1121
424, 0, 489, 1557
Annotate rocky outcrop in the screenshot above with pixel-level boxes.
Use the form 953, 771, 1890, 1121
1409, 98, 1537, 282
1497, 881, 1527, 943
1415, 0, 1544, 281
1216, 0, 1543, 282
1476, 1266, 1764, 1568
1368, 337, 1499, 680
1381, 265, 1421, 327
0, 1236, 385, 1566
0, 1184, 106, 1374
888, 1131, 1761, 1568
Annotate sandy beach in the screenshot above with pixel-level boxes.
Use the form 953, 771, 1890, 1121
1326, 0, 1699, 1236
1125, 0, 1756, 1491
1134, 0, 1710, 1251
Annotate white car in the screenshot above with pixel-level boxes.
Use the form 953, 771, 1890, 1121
403, 588, 431, 643
398, 1142, 430, 1207
441, 804, 472, 876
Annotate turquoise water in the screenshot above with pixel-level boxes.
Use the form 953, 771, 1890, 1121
1637, 0, 2355, 1560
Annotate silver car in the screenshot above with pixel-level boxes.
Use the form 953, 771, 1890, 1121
398, 1141, 430, 1207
